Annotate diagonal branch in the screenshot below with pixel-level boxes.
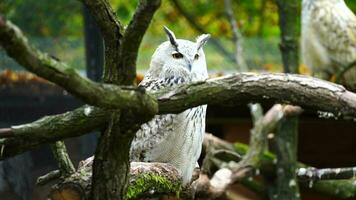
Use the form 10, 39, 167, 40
80, 0, 123, 42
0, 16, 157, 115
80, 0, 123, 83
119, 0, 161, 85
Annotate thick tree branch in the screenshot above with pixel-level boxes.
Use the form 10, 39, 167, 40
80, 0, 123, 42
169, 0, 235, 63
0, 16, 158, 115
119, 0, 161, 85
157, 73, 356, 119
80, 0, 124, 83
1, 73, 356, 159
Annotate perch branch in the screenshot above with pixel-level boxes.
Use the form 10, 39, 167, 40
169, 0, 235, 63
156, 73, 356, 119
1, 73, 356, 159
0, 16, 158, 115
49, 158, 183, 200
297, 167, 356, 181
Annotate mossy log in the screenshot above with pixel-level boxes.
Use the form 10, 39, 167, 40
49, 157, 182, 200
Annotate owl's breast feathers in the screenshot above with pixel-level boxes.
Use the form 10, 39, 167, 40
302, 0, 356, 74
130, 75, 206, 184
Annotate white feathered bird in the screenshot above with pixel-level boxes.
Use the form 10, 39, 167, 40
301, 0, 356, 89
130, 27, 210, 184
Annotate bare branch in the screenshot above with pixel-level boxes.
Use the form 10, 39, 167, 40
157, 73, 356, 119
50, 141, 75, 176
80, 0, 123, 42
118, 0, 161, 84
297, 167, 356, 181
36, 170, 61, 186
169, 0, 235, 63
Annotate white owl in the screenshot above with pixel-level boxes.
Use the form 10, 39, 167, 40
301, 0, 356, 88
130, 27, 210, 184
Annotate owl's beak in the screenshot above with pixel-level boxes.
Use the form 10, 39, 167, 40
188, 63, 192, 71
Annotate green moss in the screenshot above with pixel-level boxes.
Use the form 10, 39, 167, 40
127, 173, 182, 200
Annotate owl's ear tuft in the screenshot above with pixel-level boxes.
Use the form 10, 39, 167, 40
163, 26, 178, 49
196, 34, 210, 50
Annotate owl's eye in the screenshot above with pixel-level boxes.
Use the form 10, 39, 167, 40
172, 52, 183, 59
194, 54, 199, 60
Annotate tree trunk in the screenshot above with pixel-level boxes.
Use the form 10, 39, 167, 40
270, 0, 301, 199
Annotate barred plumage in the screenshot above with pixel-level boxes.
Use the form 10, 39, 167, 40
302, 0, 356, 87
130, 27, 210, 184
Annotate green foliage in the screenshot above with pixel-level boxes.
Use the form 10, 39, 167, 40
1, 0, 355, 71
0, 0, 83, 37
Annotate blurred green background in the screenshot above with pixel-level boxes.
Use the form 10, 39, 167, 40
1, 0, 355, 73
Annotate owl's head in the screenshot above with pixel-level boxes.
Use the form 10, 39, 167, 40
148, 27, 210, 81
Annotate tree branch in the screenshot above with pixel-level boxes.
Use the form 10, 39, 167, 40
118, 0, 161, 85
0, 16, 158, 115
297, 167, 356, 181
1, 73, 356, 159
80, 0, 123, 42
50, 141, 75, 176
157, 73, 356, 119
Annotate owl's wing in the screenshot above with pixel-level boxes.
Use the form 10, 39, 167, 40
312, 3, 356, 66
130, 75, 187, 161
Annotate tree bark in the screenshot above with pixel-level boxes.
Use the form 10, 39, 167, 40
270, 0, 301, 199
81, 1, 161, 199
